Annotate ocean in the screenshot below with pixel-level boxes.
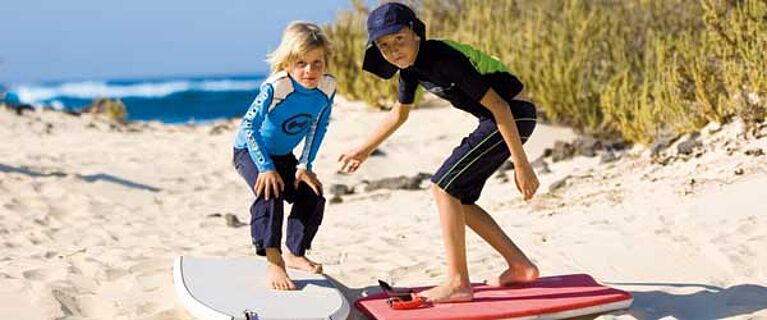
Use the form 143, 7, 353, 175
12, 74, 266, 124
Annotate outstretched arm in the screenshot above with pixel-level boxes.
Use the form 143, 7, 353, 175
338, 102, 413, 173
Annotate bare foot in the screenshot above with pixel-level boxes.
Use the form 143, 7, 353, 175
266, 260, 296, 290
265, 248, 295, 290
283, 251, 323, 274
418, 283, 474, 303
489, 262, 539, 287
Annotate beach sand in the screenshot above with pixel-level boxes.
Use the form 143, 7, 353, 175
1, 98, 766, 319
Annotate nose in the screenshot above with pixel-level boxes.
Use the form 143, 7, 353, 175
385, 46, 399, 56
303, 64, 313, 73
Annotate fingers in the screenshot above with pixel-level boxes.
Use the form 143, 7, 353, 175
513, 170, 540, 200
270, 181, 278, 200
307, 180, 320, 196
264, 178, 271, 200
339, 159, 350, 173
272, 177, 284, 200
295, 172, 323, 196
524, 189, 534, 200
307, 178, 323, 196
338, 153, 363, 174
341, 159, 360, 173
522, 180, 539, 200
255, 177, 264, 198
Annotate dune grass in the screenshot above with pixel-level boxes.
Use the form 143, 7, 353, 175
325, 0, 766, 143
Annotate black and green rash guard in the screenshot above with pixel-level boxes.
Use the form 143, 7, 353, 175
398, 39, 523, 119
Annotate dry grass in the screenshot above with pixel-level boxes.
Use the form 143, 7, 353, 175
325, 0, 766, 143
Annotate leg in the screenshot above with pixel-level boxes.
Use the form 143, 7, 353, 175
233, 149, 294, 290
421, 118, 499, 303
284, 183, 325, 274
417, 185, 475, 303
463, 204, 539, 285
265, 248, 296, 290
252, 193, 294, 290
234, 148, 286, 256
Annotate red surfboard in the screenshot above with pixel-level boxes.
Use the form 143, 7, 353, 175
355, 274, 632, 320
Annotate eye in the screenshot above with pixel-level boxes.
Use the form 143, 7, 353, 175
296, 61, 306, 67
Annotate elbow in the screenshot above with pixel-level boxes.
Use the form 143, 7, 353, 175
487, 101, 512, 120
391, 103, 411, 125
396, 109, 409, 125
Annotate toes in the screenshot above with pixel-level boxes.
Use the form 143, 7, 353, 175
271, 279, 295, 290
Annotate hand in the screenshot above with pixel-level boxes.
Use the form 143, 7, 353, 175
295, 169, 323, 196
338, 147, 370, 174
255, 170, 284, 200
513, 161, 539, 200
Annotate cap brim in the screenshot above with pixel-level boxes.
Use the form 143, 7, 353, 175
367, 24, 407, 46
362, 45, 398, 79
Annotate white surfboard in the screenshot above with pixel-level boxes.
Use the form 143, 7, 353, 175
173, 256, 350, 320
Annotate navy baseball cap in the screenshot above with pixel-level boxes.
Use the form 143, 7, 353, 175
363, 3, 425, 79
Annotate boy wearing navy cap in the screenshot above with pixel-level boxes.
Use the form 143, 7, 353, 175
339, 3, 540, 303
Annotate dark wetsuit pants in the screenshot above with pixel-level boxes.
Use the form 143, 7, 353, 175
233, 148, 325, 256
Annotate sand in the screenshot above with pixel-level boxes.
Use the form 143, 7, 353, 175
1, 98, 765, 320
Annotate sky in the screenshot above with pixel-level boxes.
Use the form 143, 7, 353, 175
0, 0, 356, 84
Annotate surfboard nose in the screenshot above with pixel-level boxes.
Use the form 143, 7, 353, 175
173, 256, 351, 320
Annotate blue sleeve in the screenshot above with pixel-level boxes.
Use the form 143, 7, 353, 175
298, 93, 334, 171
242, 84, 276, 171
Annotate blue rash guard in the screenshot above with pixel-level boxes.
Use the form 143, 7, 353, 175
234, 71, 336, 172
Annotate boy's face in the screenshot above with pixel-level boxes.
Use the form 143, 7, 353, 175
375, 27, 420, 69
288, 47, 326, 89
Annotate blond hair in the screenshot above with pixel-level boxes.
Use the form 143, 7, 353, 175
267, 22, 333, 74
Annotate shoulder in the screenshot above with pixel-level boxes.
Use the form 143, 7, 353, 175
316, 73, 336, 99
424, 40, 465, 60
263, 71, 294, 99
418, 40, 470, 72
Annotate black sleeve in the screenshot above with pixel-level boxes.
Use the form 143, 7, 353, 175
438, 52, 491, 102
397, 69, 419, 104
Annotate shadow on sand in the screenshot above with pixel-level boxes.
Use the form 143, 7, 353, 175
324, 275, 381, 320
608, 281, 767, 319
0, 163, 161, 192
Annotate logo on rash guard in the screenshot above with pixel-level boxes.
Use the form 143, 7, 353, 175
422, 80, 455, 97
282, 114, 313, 135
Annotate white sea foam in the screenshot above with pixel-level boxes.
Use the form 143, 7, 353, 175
15, 78, 263, 103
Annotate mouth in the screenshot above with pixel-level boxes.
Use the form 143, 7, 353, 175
393, 56, 410, 66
